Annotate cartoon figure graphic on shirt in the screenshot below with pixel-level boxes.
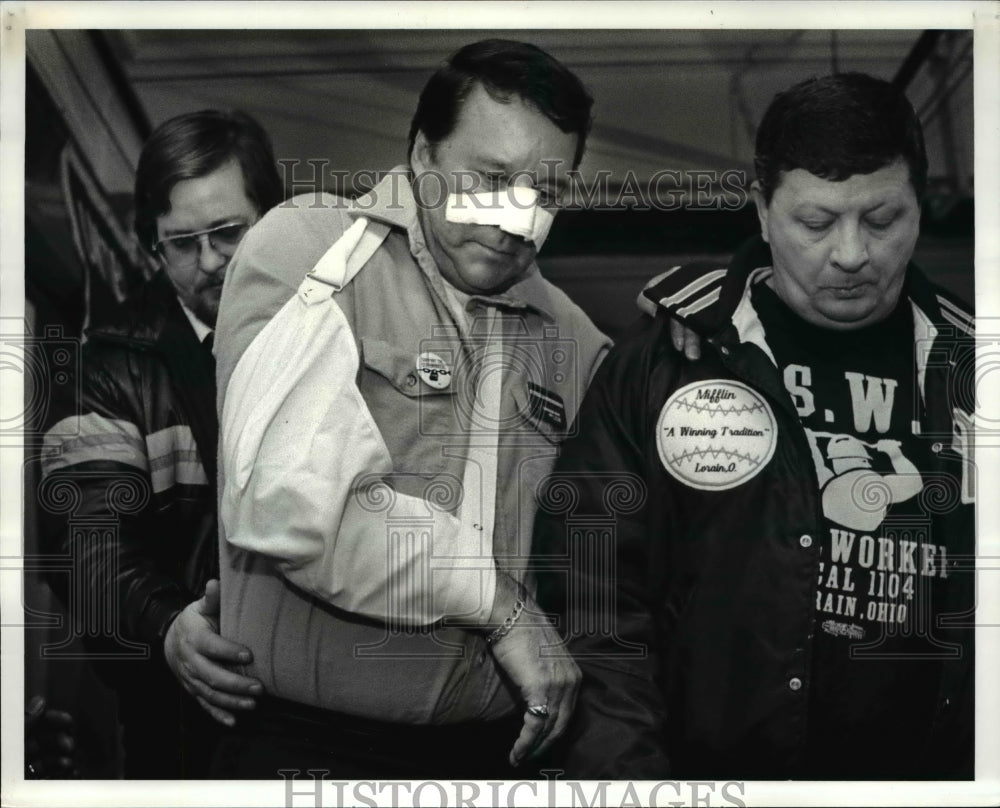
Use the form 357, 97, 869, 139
805, 430, 924, 532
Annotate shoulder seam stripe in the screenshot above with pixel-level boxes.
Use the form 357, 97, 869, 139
937, 294, 974, 326
658, 269, 727, 308
678, 287, 722, 318
939, 308, 974, 335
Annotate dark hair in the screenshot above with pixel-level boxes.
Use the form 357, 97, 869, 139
754, 72, 927, 203
134, 109, 284, 252
408, 39, 593, 169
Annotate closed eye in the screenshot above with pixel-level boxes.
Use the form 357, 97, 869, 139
536, 188, 559, 207
482, 171, 505, 190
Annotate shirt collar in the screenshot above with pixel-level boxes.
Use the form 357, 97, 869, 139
347, 166, 418, 232
178, 301, 213, 343
348, 165, 558, 323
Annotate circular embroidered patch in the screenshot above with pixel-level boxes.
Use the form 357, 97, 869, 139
415, 352, 452, 389
656, 379, 778, 491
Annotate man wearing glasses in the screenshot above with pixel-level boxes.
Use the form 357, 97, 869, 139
41, 109, 283, 776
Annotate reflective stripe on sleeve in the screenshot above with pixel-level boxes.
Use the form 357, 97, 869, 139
41, 414, 147, 475
146, 425, 209, 492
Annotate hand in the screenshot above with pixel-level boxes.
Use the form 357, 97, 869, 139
486, 578, 581, 767
669, 318, 702, 361
635, 272, 703, 361
164, 579, 262, 726
25, 695, 79, 778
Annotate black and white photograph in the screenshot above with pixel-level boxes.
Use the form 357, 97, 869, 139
2, 2, 998, 806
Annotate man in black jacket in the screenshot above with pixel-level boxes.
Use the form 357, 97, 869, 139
537, 73, 974, 780
40, 110, 283, 777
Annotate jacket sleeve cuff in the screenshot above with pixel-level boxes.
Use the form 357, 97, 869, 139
139, 595, 188, 652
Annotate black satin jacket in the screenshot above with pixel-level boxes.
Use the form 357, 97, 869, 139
536, 238, 975, 780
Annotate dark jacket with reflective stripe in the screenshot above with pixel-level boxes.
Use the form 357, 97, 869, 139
40, 269, 218, 687
536, 237, 975, 780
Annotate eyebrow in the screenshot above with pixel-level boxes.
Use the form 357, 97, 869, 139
471, 157, 569, 192
160, 217, 246, 238
792, 200, 906, 219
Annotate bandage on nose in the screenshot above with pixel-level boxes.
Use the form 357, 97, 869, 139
445, 186, 554, 249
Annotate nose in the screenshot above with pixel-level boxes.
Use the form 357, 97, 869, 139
505, 176, 543, 248
829, 220, 869, 273
197, 234, 227, 275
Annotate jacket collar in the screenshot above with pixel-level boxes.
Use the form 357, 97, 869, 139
87, 269, 190, 348
650, 234, 972, 404
346, 166, 559, 323
641, 235, 771, 337
643, 234, 969, 342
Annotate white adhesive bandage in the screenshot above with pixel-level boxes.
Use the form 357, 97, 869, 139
445, 187, 554, 249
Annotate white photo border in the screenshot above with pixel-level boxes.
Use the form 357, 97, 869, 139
2, 2, 998, 806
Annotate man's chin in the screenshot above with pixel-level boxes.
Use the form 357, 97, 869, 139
812, 298, 886, 330
457, 269, 525, 296
192, 297, 221, 329
454, 254, 533, 296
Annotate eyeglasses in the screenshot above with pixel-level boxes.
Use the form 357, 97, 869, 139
152, 222, 250, 268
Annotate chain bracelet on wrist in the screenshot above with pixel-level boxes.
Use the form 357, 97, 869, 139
486, 581, 526, 645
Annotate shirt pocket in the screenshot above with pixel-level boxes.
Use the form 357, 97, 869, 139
358, 338, 459, 482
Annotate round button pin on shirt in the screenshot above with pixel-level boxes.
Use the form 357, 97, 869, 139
416, 352, 452, 390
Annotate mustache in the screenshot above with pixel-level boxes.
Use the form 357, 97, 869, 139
199, 277, 226, 292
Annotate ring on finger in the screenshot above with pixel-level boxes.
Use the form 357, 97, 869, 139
526, 703, 550, 718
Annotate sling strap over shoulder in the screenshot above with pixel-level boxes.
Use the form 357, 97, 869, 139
298, 216, 391, 304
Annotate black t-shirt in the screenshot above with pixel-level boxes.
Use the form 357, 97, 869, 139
751, 279, 947, 779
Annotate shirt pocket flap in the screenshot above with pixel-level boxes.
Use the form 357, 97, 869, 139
360, 338, 455, 398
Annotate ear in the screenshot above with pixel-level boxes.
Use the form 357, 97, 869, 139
411, 131, 433, 175
750, 181, 770, 244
